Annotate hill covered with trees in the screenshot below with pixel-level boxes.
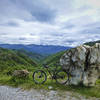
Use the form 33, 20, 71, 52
0, 47, 37, 74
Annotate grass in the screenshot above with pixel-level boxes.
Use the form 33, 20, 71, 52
0, 71, 100, 98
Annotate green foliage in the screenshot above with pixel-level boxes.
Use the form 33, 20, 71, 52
43, 51, 66, 66
0, 47, 37, 75
14, 49, 48, 63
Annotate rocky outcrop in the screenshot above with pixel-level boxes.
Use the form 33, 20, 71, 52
13, 70, 29, 78
60, 43, 100, 86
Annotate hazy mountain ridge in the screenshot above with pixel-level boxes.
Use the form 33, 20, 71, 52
0, 44, 70, 55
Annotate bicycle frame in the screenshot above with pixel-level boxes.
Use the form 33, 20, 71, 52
44, 67, 57, 80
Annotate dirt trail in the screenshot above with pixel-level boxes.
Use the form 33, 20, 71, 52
0, 86, 99, 100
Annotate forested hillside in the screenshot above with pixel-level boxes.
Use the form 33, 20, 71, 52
0, 48, 37, 74
43, 50, 66, 66
14, 49, 47, 63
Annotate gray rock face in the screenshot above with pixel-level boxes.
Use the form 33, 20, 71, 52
60, 43, 100, 86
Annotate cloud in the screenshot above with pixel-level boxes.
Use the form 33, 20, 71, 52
0, 0, 100, 47
0, 21, 19, 27
0, 0, 56, 22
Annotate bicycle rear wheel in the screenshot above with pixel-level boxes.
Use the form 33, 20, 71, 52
33, 70, 47, 84
56, 70, 69, 85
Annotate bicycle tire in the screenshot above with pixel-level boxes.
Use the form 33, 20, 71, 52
33, 70, 47, 84
56, 70, 69, 85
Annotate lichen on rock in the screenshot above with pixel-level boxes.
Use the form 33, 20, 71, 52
60, 43, 100, 86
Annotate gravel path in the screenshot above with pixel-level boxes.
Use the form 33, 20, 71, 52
0, 86, 100, 100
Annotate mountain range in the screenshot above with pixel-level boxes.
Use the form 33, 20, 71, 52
0, 44, 70, 55
0, 40, 99, 74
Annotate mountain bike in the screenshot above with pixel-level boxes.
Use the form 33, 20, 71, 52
32, 64, 69, 85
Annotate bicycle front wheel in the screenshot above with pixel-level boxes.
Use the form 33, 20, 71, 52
33, 70, 47, 84
56, 70, 69, 85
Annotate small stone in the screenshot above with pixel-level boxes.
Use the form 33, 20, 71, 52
48, 86, 53, 90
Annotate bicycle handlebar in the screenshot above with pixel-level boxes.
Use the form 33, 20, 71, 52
42, 62, 60, 69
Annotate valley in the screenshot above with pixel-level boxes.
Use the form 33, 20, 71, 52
0, 42, 100, 99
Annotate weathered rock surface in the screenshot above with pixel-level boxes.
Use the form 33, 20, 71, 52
60, 43, 100, 86
13, 70, 29, 78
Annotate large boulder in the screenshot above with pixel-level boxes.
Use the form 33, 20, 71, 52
60, 43, 100, 86
83, 43, 100, 86
13, 70, 29, 78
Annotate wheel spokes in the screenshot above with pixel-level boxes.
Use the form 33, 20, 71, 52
56, 71, 69, 84
33, 70, 46, 84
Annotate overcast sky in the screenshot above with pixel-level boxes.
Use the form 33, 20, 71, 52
0, 0, 100, 47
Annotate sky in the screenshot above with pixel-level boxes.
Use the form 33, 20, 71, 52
0, 0, 100, 47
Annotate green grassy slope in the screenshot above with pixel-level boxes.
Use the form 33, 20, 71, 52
42, 50, 66, 66
14, 49, 48, 63
0, 47, 37, 74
